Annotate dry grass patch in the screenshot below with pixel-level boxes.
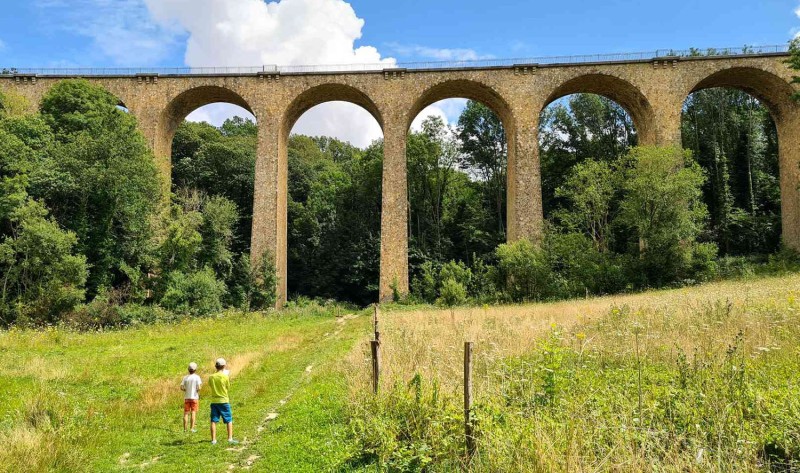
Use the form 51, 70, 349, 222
362, 275, 800, 392
342, 274, 800, 472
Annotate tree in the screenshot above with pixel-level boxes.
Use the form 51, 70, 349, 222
34, 80, 160, 299
408, 116, 461, 261
199, 195, 239, 279
457, 101, 507, 236
681, 88, 780, 254
554, 159, 617, 252
172, 120, 256, 253
617, 146, 709, 284
0, 199, 87, 326
539, 94, 636, 217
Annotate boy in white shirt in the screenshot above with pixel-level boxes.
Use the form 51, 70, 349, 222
180, 362, 202, 433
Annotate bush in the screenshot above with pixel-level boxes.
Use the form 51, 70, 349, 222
437, 278, 467, 307
64, 294, 174, 329
160, 267, 226, 316
687, 242, 720, 282
496, 239, 555, 302
468, 256, 499, 302
0, 200, 87, 327
545, 232, 626, 297
411, 261, 439, 303
226, 253, 277, 311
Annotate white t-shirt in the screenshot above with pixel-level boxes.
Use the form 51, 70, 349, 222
181, 373, 202, 400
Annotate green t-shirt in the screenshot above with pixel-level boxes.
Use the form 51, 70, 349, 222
208, 371, 230, 404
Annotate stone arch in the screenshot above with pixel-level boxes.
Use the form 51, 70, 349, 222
150, 85, 256, 195
404, 79, 518, 267
280, 83, 384, 138
543, 73, 656, 145
407, 79, 515, 134
272, 83, 384, 305
685, 66, 800, 250
687, 66, 795, 120
158, 85, 255, 158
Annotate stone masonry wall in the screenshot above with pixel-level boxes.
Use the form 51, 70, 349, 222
2, 54, 797, 306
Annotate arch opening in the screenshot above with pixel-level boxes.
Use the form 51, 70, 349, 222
682, 87, 781, 256
281, 85, 385, 306
543, 73, 654, 144
539, 93, 638, 226
405, 91, 511, 301
167, 92, 259, 264
683, 67, 798, 255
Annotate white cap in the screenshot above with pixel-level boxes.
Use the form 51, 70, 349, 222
188, 362, 198, 371
215, 358, 226, 367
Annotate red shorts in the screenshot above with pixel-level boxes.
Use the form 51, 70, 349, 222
184, 399, 199, 413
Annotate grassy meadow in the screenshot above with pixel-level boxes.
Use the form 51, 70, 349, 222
3, 274, 800, 472
343, 275, 800, 472
0, 305, 370, 472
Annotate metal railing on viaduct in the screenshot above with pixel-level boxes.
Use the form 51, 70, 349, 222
1, 44, 790, 77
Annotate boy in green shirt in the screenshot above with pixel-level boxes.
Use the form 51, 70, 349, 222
208, 358, 238, 445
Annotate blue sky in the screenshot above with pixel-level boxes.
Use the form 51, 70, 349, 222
1, 0, 798, 146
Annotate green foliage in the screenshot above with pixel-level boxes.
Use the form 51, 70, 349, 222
64, 293, 174, 329
159, 193, 204, 275
411, 261, 439, 303
545, 231, 627, 296
40, 79, 125, 137
227, 253, 278, 311
496, 239, 554, 302
789, 38, 800, 100
172, 119, 256, 252
540, 93, 636, 215
0, 199, 87, 326
347, 375, 463, 471
619, 146, 707, 247
0, 90, 29, 118
286, 135, 382, 304
617, 146, 711, 285
34, 80, 160, 298
437, 278, 467, 307
198, 194, 238, 278
0, 128, 34, 221
682, 87, 780, 254
457, 100, 507, 236
555, 159, 617, 252
159, 267, 226, 316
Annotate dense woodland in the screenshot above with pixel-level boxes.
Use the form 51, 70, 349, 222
1, 42, 799, 326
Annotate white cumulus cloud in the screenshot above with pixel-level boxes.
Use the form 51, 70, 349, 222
387, 43, 493, 62
142, 0, 400, 147
410, 99, 468, 132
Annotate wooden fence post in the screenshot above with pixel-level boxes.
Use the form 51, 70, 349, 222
464, 341, 476, 459
371, 339, 381, 394
373, 304, 380, 339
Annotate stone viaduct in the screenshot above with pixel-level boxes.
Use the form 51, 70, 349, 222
2, 50, 799, 305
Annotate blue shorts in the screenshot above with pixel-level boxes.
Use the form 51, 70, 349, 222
210, 403, 232, 424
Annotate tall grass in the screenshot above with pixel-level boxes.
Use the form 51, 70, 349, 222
0, 303, 366, 472
343, 275, 800, 471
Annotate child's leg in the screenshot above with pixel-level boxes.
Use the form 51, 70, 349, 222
226, 422, 233, 441
190, 410, 197, 430
211, 421, 217, 442
183, 411, 188, 431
